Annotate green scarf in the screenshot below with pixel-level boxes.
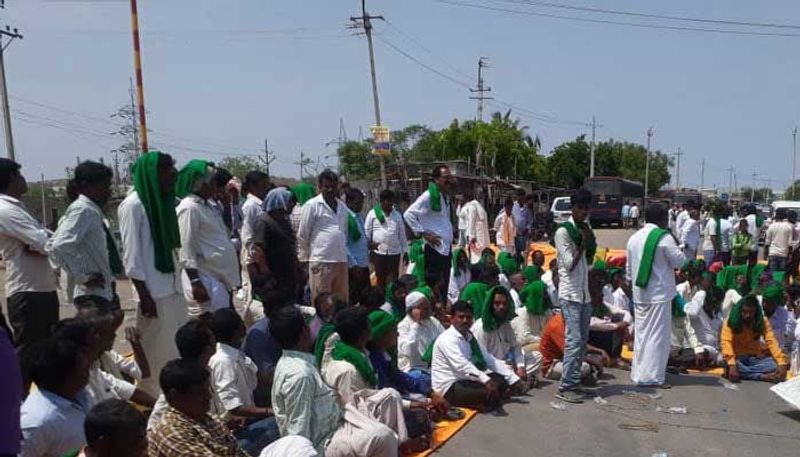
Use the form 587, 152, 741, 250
373, 204, 386, 224
452, 248, 467, 277
713, 216, 722, 251
762, 283, 784, 303
519, 280, 548, 315
132, 151, 181, 273
368, 310, 397, 341
413, 285, 434, 300
427, 182, 442, 212
314, 323, 336, 367
332, 340, 377, 387
672, 293, 686, 318
480, 286, 517, 332
408, 239, 426, 286
523, 265, 542, 283
459, 282, 490, 315
559, 220, 597, 262
175, 159, 213, 199
755, 215, 765, 227
421, 334, 486, 371
635, 228, 670, 288
347, 212, 362, 242
497, 251, 520, 275
103, 224, 123, 276
291, 182, 315, 206
384, 282, 405, 319
727, 296, 765, 335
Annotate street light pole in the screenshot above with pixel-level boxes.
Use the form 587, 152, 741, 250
644, 126, 653, 209
793, 127, 797, 199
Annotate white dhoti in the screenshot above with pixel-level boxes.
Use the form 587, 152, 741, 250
632, 301, 672, 385
521, 350, 543, 377
182, 270, 231, 317
325, 402, 399, 457
135, 293, 189, 396
350, 388, 408, 443
259, 435, 319, 457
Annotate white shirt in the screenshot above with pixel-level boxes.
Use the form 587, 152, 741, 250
675, 210, 689, 237
404, 189, 453, 257
701, 218, 717, 251
208, 342, 259, 412
240, 194, 265, 264
745, 214, 761, 251
554, 217, 590, 303
722, 289, 741, 320
447, 268, 471, 304
0, 194, 57, 295
177, 194, 241, 289
117, 192, 182, 300
471, 320, 524, 369
511, 307, 552, 346
364, 207, 408, 256
46, 194, 115, 301
684, 290, 723, 350
494, 212, 516, 250
679, 218, 700, 251
20, 388, 92, 457
720, 219, 733, 252
431, 326, 519, 395
630, 205, 640, 218
626, 224, 686, 304
322, 356, 374, 406
397, 315, 445, 372
464, 199, 491, 260
296, 194, 348, 263
602, 284, 632, 323
456, 204, 468, 230
766, 220, 795, 258
85, 363, 136, 406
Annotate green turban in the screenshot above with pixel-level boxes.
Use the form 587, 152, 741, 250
727, 295, 765, 335
762, 284, 784, 303
368, 310, 397, 342
413, 285, 434, 300
479, 286, 517, 332
497, 252, 519, 275
291, 182, 316, 206
523, 265, 542, 283
175, 159, 214, 198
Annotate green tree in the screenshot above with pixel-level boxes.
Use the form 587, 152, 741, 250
740, 186, 774, 203
217, 156, 266, 181
784, 181, 800, 200
339, 140, 379, 180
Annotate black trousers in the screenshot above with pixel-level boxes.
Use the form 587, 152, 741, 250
7, 291, 59, 352
424, 245, 451, 305
588, 329, 623, 359
444, 373, 507, 413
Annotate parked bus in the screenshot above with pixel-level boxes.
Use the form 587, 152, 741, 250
583, 176, 644, 226
664, 189, 703, 207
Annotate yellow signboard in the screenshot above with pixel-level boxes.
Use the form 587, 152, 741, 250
370, 125, 391, 157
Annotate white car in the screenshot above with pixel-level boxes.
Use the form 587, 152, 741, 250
551, 196, 572, 224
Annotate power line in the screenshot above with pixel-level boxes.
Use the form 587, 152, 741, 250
496, 0, 800, 31
436, 0, 800, 38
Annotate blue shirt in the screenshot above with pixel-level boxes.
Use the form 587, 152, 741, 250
368, 348, 431, 396
242, 317, 283, 374
20, 388, 92, 457
346, 210, 369, 268
621, 205, 631, 218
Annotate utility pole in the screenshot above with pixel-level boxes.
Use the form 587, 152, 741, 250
700, 159, 705, 189
644, 126, 653, 209
129, 0, 149, 155
751, 171, 757, 202
350, 0, 387, 188
469, 57, 492, 122
672, 147, 684, 188
793, 127, 797, 199
0, 25, 23, 161
260, 138, 275, 179
589, 116, 597, 177
40, 172, 46, 226
128, 78, 139, 175
727, 166, 735, 195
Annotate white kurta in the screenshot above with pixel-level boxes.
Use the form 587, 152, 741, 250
493, 212, 516, 255
397, 316, 445, 372
447, 268, 471, 304
464, 199, 491, 263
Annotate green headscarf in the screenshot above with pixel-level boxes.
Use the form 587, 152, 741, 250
384, 282, 405, 319
408, 238, 426, 286
519, 280, 549, 315
497, 251, 520, 275
672, 293, 687, 318
452, 248, 468, 277
368, 310, 397, 342
413, 285, 434, 300
727, 295, 765, 335
459, 282, 490, 315
558, 220, 597, 262
427, 182, 442, 212
635, 228, 670, 288
347, 212, 362, 242
314, 323, 336, 367
291, 182, 315, 206
762, 283, 784, 304
523, 265, 542, 283
479, 286, 517, 332
332, 340, 377, 387
175, 159, 213, 199
131, 151, 181, 273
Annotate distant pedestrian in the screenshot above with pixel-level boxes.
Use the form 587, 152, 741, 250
629, 202, 640, 228
365, 189, 407, 288
344, 187, 369, 306
621, 201, 631, 229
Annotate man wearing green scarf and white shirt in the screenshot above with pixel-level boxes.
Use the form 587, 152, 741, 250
404, 165, 454, 302
118, 151, 189, 395
626, 203, 686, 388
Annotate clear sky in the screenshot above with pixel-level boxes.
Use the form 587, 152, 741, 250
3, 0, 799, 192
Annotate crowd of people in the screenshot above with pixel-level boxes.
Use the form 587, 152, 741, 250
0, 154, 798, 457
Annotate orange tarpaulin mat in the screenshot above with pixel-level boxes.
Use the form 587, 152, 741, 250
407, 408, 478, 457
528, 242, 556, 270
621, 346, 725, 376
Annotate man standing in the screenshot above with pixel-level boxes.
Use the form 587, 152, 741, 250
456, 194, 468, 248
365, 189, 407, 288
0, 158, 59, 351
674, 201, 691, 237
239, 171, 270, 308
512, 189, 530, 260
405, 165, 453, 300
47, 161, 119, 309
679, 204, 700, 260
176, 161, 241, 316
464, 188, 491, 263
552, 189, 595, 403
297, 170, 349, 303
742, 204, 764, 265
629, 202, 641, 228
765, 208, 794, 273
626, 203, 686, 387
344, 187, 370, 306
118, 151, 188, 396
621, 201, 631, 229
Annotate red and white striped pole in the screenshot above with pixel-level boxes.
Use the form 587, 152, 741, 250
129, 0, 148, 156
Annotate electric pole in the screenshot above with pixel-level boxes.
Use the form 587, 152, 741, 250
700, 159, 705, 189
751, 171, 757, 202
589, 116, 597, 177
672, 147, 684, 188
727, 166, 735, 195
129, 0, 149, 155
793, 127, 797, 199
0, 25, 22, 161
469, 57, 492, 122
260, 138, 275, 179
40, 172, 46, 226
350, 0, 387, 188
644, 126, 653, 209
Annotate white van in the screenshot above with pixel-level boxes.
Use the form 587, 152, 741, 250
551, 196, 572, 224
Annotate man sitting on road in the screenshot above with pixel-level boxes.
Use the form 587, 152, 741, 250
722, 294, 788, 383
397, 288, 445, 388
